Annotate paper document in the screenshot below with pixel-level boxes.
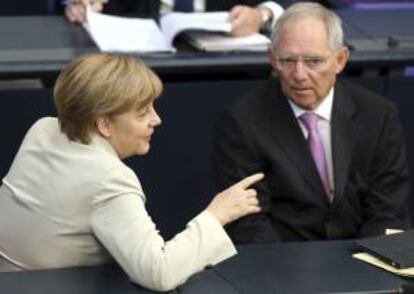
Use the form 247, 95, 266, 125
353, 252, 414, 277
159, 12, 232, 48
184, 31, 271, 52
86, 9, 172, 52
86, 10, 233, 53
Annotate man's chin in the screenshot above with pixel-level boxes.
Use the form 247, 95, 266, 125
290, 96, 316, 110
291, 88, 314, 97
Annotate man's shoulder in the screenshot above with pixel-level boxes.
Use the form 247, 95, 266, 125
337, 79, 396, 111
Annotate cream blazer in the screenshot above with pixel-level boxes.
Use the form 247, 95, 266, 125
0, 117, 236, 291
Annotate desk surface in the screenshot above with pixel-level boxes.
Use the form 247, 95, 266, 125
0, 10, 413, 80
0, 240, 411, 294
212, 240, 410, 294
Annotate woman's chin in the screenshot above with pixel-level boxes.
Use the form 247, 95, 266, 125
137, 144, 151, 155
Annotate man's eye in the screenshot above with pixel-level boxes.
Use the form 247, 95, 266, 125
279, 58, 296, 64
285, 58, 297, 63
306, 58, 324, 66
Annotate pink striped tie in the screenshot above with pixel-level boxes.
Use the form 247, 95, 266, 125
299, 112, 331, 200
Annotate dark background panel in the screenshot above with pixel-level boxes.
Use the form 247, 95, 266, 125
0, 2, 55, 15
0, 89, 56, 179
385, 78, 414, 224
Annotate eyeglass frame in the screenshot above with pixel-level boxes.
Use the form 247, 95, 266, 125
271, 49, 341, 71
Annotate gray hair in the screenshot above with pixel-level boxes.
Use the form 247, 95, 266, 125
271, 2, 344, 50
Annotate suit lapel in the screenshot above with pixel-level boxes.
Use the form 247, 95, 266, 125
262, 80, 327, 198
331, 81, 358, 203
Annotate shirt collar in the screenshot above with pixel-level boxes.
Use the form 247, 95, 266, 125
288, 87, 334, 121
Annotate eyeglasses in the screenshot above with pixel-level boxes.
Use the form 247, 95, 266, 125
275, 51, 337, 71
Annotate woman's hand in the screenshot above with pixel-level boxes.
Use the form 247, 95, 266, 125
207, 173, 264, 226
65, 1, 103, 23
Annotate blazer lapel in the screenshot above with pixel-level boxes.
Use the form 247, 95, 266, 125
331, 81, 358, 203
262, 80, 327, 199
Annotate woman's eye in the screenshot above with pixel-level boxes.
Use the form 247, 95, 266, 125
137, 106, 151, 118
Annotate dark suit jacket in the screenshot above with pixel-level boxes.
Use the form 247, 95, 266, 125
212, 78, 411, 243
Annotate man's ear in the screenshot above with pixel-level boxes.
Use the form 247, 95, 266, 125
96, 116, 112, 138
268, 47, 278, 70
335, 46, 350, 74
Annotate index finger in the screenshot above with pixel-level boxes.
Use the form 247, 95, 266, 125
236, 173, 264, 189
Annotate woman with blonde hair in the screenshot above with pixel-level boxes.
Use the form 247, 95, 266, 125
0, 53, 263, 291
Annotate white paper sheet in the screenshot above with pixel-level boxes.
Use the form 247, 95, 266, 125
86, 9, 173, 52
159, 12, 232, 47
84, 10, 268, 53
185, 31, 270, 52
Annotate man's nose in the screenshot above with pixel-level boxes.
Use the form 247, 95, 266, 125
291, 61, 308, 81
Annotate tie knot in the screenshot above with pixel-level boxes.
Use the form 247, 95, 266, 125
299, 112, 318, 131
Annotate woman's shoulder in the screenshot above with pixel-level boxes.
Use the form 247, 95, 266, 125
28, 117, 58, 134
18, 117, 58, 145
92, 162, 146, 205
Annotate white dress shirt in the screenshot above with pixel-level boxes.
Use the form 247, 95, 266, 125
288, 88, 335, 198
0, 117, 236, 291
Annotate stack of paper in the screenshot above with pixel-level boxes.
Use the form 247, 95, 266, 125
159, 12, 232, 49
84, 9, 272, 53
184, 31, 270, 52
85, 9, 172, 52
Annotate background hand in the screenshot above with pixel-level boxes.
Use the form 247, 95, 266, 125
228, 5, 262, 37
207, 173, 264, 226
65, 1, 103, 23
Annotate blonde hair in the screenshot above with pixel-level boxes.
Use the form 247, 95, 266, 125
53, 53, 163, 144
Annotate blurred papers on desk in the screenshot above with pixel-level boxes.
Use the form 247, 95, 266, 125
184, 31, 270, 52
85, 9, 170, 52
84, 9, 272, 53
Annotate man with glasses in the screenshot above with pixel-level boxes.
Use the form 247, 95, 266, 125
212, 2, 411, 243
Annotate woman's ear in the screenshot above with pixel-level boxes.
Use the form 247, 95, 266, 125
96, 116, 112, 138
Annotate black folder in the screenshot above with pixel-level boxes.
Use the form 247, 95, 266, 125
355, 230, 414, 269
